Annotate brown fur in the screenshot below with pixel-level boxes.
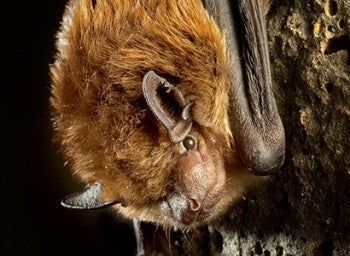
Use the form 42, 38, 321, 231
51, 0, 262, 227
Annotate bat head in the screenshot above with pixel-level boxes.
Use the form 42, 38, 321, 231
52, 0, 270, 228
141, 71, 226, 225
59, 69, 242, 228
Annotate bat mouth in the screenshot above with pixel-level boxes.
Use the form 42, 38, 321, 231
160, 192, 220, 226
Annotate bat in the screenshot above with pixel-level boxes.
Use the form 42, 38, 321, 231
50, 0, 285, 228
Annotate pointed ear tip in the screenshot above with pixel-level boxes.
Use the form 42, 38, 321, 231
143, 70, 156, 80
142, 70, 155, 90
142, 70, 165, 106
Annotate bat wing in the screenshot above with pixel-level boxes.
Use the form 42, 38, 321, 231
61, 182, 119, 210
203, 0, 285, 175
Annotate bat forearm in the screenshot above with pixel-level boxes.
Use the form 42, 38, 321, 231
205, 0, 285, 174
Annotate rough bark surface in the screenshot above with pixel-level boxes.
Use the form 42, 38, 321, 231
141, 0, 350, 255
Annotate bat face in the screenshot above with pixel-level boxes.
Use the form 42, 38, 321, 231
51, 0, 285, 228
139, 70, 229, 225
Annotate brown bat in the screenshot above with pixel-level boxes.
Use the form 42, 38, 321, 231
50, 0, 285, 228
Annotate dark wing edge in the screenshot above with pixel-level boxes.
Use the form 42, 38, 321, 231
203, 0, 285, 175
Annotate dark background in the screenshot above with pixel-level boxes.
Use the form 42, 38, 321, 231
1, 1, 135, 255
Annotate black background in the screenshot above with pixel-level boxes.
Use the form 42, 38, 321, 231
1, 1, 135, 255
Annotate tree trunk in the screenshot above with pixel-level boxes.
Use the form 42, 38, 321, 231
138, 0, 350, 255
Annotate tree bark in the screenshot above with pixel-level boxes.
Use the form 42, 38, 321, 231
138, 0, 350, 255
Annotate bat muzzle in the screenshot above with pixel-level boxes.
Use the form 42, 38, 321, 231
161, 193, 217, 225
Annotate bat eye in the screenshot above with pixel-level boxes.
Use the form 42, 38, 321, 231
183, 136, 196, 150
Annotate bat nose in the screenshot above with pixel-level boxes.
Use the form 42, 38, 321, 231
189, 198, 201, 211
181, 198, 203, 224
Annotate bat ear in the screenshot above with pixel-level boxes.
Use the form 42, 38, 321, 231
142, 71, 193, 143
61, 182, 119, 210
